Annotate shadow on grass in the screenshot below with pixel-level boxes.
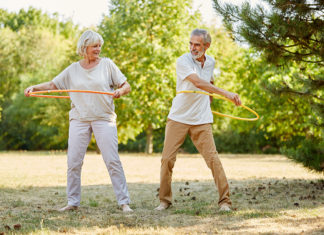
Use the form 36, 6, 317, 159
0, 178, 323, 234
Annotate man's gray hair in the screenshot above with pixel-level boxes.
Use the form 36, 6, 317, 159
77, 30, 104, 56
191, 29, 211, 44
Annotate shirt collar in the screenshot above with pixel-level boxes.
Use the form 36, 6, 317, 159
192, 54, 209, 66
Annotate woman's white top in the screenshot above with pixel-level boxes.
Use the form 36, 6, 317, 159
52, 58, 126, 122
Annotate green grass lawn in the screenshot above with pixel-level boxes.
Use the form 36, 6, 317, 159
0, 152, 323, 234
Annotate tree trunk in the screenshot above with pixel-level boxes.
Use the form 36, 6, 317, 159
145, 124, 153, 154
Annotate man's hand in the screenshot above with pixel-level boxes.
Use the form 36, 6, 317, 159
225, 92, 241, 106
185, 74, 242, 106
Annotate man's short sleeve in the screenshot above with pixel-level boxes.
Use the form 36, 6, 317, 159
107, 59, 127, 87
176, 56, 196, 80
52, 66, 70, 90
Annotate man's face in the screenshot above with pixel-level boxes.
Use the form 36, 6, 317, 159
190, 35, 208, 60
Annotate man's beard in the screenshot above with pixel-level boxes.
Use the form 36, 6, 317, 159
191, 49, 205, 60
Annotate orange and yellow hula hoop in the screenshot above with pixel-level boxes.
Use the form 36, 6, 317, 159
29, 90, 114, 99
30, 89, 259, 121
177, 90, 259, 121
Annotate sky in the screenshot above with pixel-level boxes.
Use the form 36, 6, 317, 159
0, 0, 261, 28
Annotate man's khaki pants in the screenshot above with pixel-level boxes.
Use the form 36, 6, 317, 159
159, 119, 231, 206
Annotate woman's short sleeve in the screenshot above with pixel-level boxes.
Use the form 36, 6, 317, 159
52, 65, 71, 89
106, 59, 127, 87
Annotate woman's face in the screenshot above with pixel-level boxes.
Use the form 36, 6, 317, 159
86, 42, 102, 60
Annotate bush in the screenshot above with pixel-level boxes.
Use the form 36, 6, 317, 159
119, 129, 280, 155
214, 130, 279, 154
281, 138, 324, 172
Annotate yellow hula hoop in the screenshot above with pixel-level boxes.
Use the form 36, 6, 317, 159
177, 90, 259, 121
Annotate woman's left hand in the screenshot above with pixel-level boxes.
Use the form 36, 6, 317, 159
113, 89, 121, 99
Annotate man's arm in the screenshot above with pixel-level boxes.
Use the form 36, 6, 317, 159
209, 80, 214, 103
186, 74, 242, 106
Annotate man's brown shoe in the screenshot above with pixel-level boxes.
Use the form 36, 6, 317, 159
58, 205, 78, 212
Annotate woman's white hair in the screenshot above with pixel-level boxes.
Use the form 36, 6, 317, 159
77, 30, 104, 56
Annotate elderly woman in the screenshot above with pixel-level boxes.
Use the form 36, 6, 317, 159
24, 30, 133, 212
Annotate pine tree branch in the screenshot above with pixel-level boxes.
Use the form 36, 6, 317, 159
309, 39, 321, 43
280, 48, 313, 57
260, 37, 323, 64
275, 87, 324, 101
299, 59, 324, 64
275, 80, 324, 101
309, 78, 324, 88
281, 44, 303, 48
284, 33, 321, 52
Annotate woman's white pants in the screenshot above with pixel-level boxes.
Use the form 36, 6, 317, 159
67, 119, 130, 206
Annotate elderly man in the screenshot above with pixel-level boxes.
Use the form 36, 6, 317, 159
155, 29, 241, 212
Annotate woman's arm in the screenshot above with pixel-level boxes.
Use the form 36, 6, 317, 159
113, 81, 131, 99
24, 81, 58, 97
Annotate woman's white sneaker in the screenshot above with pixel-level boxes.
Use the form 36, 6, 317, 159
122, 204, 133, 212
58, 205, 78, 212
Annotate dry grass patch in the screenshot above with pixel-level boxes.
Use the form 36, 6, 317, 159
0, 152, 323, 234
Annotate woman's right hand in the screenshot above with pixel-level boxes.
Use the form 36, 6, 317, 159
24, 86, 34, 97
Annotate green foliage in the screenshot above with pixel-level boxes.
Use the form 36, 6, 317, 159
0, 27, 20, 101
281, 138, 324, 171
0, 9, 79, 150
227, 50, 323, 169
214, 130, 278, 154
99, 0, 199, 147
212, 0, 324, 64
0, 93, 67, 150
0, 2, 322, 169
228, 52, 319, 140
213, 0, 324, 171
212, 0, 324, 128
0, 7, 79, 38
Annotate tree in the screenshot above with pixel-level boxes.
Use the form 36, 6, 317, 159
212, 0, 323, 124
99, 0, 199, 153
0, 7, 79, 118
0, 8, 79, 150
213, 0, 324, 64
0, 7, 78, 38
213, 0, 324, 171
0, 27, 19, 113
